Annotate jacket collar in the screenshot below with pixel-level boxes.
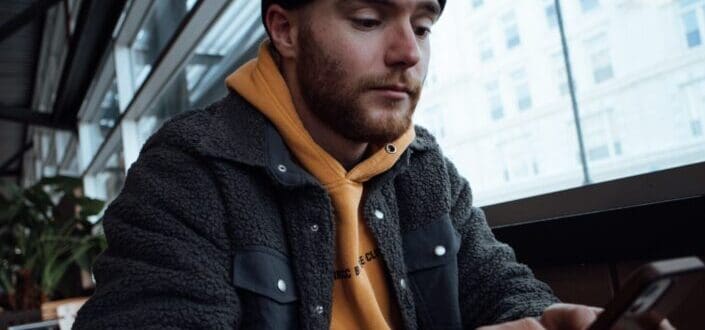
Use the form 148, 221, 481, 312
197, 91, 437, 186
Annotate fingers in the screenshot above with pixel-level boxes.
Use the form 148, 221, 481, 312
659, 319, 676, 330
540, 303, 601, 330
477, 317, 546, 330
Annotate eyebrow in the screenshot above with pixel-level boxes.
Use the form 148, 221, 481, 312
339, 0, 442, 19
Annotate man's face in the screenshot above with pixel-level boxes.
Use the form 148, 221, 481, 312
295, 0, 440, 144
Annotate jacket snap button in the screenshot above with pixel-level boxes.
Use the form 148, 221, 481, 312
385, 143, 397, 154
373, 210, 384, 220
277, 279, 287, 292
313, 305, 324, 315
310, 224, 319, 232
434, 245, 447, 256
399, 278, 407, 289
277, 164, 287, 173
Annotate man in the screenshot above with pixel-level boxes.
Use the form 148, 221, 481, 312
72, 0, 649, 329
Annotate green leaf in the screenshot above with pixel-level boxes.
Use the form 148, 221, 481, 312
0, 175, 108, 305
76, 197, 106, 217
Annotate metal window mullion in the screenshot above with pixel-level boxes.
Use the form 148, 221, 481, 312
114, 0, 155, 46
59, 136, 78, 170
77, 44, 117, 120
120, 120, 140, 175
555, 0, 591, 185
114, 46, 136, 111
114, 44, 142, 174
77, 122, 98, 172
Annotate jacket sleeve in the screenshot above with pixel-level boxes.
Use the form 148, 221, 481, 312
445, 158, 560, 329
73, 143, 239, 329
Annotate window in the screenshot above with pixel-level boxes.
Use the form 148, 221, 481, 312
511, 69, 532, 111
564, 0, 705, 183
545, 3, 558, 29
42, 0, 704, 213
136, 0, 265, 148
478, 35, 494, 62
681, 78, 705, 138
85, 145, 126, 205
485, 81, 504, 120
419, 2, 578, 205
585, 34, 614, 84
581, 109, 621, 163
96, 80, 120, 137
580, 0, 599, 12
498, 134, 540, 182
682, 11, 702, 48
129, 0, 196, 89
79, 77, 120, 163
502, 12, 521, 50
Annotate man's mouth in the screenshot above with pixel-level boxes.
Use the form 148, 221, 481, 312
370, 85, 413, 99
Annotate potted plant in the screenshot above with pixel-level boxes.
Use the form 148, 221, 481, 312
0, 176, 106, 321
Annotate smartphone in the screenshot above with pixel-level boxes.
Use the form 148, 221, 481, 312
588, 256, 705, 330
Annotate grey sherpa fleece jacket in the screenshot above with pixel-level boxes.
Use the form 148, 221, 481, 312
73, 91, 559, 329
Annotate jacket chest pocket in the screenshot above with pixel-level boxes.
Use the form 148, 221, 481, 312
403, 214, 462, 330
233, 247, 299, 330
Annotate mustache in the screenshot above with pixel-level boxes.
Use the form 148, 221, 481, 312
358, 74, 423, 96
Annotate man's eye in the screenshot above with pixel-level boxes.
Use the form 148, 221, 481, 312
415, 26, 431, 38
353, 18, 381, 29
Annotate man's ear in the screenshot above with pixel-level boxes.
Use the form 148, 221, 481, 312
265, 4, 299, 59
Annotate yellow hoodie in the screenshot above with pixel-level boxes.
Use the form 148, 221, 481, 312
225, 41, 414, 329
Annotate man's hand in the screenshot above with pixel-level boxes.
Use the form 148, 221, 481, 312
476, 303, 676, 330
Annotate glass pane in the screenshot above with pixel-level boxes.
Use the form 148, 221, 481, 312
59, 142, 80, 177
54, 131, 71, 164
129, 0, 195, 89
682, 11, 702, 48
135, 0, 264, 148
81, 78, 120, 161
95, 144, 126, 204
564, 0, 705, 183
415, 1, 584, 206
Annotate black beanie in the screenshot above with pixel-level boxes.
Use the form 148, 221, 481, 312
261, 0, 446, 33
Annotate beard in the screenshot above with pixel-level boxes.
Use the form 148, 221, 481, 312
296, 24, 422, 144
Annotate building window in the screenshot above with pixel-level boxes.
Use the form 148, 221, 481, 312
512, 69, 532, 111
582, 109, 621, 162
545, 3, 558, 28
585, 33, 614, 84
580, 0, 599, 12
681, 77, 705, 138
682, 11, 702, 48
478, 35, 494, 61
691, 120, 703, 136
129, 0, 194, 89
502, 12, 521, 49
485, 81, 504, 121
498, 135, 539, 182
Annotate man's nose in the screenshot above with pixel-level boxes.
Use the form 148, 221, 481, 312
384, 23, 421, 69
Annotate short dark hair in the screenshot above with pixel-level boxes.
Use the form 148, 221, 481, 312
261, 0, 446, 40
